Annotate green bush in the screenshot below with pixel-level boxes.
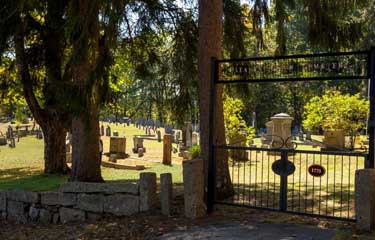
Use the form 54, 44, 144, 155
15, 104, 28, 124
303, 90, 368, 149
188, 145, 200, 159
223, 94, 255, 145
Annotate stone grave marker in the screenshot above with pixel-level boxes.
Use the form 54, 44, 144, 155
138, 148, 144, 157
306, 131, 312, 141
160, 173, 173, 216
298, 131, 304, 141
106, 126, 111, 137
175, 131, 181, 141
133, 136, 145, 153
0, 134, 6, 146
192, 132, 198, 146
100, 125, 104, 136
110, 137, 126, 155
9, 137, 15, 148
157, 130, 162, 142
185, 122, 193, 148
163, 134, 172, 165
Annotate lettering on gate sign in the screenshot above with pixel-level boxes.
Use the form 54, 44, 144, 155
308, 164, 326, 177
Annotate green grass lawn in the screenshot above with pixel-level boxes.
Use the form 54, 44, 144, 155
0, 124, 183, 192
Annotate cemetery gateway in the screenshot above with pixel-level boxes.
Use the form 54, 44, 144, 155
207, 49, 375, 225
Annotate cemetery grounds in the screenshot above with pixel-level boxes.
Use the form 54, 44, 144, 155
0, 122, 367, 220
0, 122, 375, 239
0, 122, 183, 192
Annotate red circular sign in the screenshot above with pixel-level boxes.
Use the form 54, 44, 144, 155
308, 164, 326, 177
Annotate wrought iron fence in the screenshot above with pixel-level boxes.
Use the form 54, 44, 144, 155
214, 146, 366, 221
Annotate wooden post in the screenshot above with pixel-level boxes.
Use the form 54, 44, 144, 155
163, 134, 172, 165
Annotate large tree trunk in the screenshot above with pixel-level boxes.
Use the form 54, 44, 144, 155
198, 0, 234, 200
14, 18, 69, 175
69, 0, 103, 182
70, 104, 103, 182
42, 119, 68, 174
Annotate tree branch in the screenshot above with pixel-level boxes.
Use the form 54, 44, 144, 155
14, 17, 45, 124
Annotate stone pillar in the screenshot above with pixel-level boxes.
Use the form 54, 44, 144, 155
355, 169, 375, 231
139, 172, 157, 212
163, 134, 172, 165
183, 158, 205, 219
160, 173, 173, 216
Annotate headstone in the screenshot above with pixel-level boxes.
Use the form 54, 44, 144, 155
192, 132, 198, 146
298, 130, 304, 141
133, 136, 145, 153
306, 131, 312, 141
270, 113, 294, 148
252, 112, 257, 128
0, 136, 6, 146
229, 133, 247, 161
100, 125, 104, 136
109, 154, 117, 163
106, 126, 111, 137
323, 130, 345, 150
139, 172, 157, 212
109, 137, 126, 155
138, 148, 144, 157
160, 173, 173, 216
9, 137, 15, 148
185, 122, 193, 148
175, 131, 181, 141
163, 134, 172, 165
7, 126, 13, 139
36, 128, 43, 139
157, 130, 162, 142
262, 121, 273, 144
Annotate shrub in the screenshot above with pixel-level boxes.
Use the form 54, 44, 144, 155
223, 94, 255, 145
188, 145, 200, 159
303, 90, 368, 149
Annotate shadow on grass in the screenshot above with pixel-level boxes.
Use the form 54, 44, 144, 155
0, 168, 67, 192
222, 182, 356, 219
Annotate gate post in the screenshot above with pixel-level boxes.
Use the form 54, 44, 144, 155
279, 149, 288, 211
368, 47, 375, 168
355, 169, 375, 231
207, 57, 218, 213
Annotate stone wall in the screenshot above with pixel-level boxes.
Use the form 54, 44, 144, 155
0, 173, 156, 224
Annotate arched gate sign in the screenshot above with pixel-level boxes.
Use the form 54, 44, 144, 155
207, 48, 375, 221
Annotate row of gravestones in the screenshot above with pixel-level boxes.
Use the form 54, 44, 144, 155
0, 126, 43, 148
100, 125, 118, 137
258, 126, 312, 142
134, 118, 200, 133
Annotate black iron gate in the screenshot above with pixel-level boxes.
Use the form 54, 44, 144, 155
207, 48, 375, 221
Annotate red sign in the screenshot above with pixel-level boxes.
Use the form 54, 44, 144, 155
308, 164, 326, 177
